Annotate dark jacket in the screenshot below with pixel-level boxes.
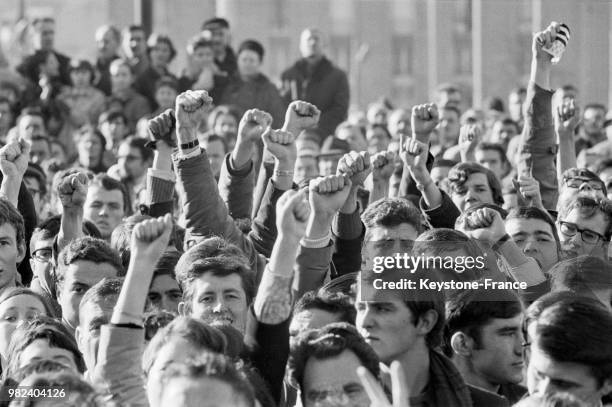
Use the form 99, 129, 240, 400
216, 46, 238, 77
17, 50, 71, 86
280, 56, 349, 142
219, 73, 286, 127
94, 55, 120, 96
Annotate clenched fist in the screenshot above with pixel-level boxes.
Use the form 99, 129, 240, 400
262, 128, 297, 163
147, 108, 177, 149
131, 214, 174, 260
370, 151, 395, 183
57, 170, 89, 211
175, 90, 213, 133
276, 189, 310, 240
0, 139, 30, 180
309, 174, 352, 218
337, 151, 371, 187
411, 103, 439, 140
284, 101, 321, 133
238, 109, 273, 143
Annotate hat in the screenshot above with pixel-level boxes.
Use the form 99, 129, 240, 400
318, 136, 350, 159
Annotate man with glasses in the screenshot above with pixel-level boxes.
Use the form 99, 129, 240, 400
558, 168, 607, 208
556, 196, 612, 259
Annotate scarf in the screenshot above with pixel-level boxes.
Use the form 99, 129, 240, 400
426, 350, 473, 407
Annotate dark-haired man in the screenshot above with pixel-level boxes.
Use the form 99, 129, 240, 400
445, 288, 527, 404
525, 295, 612, 406
83, 174, 129, 241
121, 25, 149, 77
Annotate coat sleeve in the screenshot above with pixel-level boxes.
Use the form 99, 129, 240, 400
517, 82, 558, 210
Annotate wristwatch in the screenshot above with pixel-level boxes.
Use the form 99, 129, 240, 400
180, 140, 199, 150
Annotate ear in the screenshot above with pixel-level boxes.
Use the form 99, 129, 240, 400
416, 309, 439, 337
450, 331, 474, 357
16, 241, 26, 265
178, 301, 187, 316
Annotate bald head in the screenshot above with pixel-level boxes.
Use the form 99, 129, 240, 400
300, 28, 325, 59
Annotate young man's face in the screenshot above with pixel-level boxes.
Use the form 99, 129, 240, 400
77, 133, 104, 169
237, 50, 261, 77
294, 156, 319, 185
147, 274, 182, 314
0, 294, 46, 360
117, 143, 149, 182
191, 46, 215, 69
491, 121, 518, 146
299, 29, 324, 59
302, 350, 370, 407
450, 172, 495, 213
29, 138, 50, 165
149, 42, 172, 68
34, 21, 55, 51
84, 185, 125, 240
100, 117, 129, 149
437, 109, 460, 147
155, 86, 178, 110
70, 69, 92, 88
559, 178, 606, 204
355, 289, 423, 364
505, 218, 559, 271
583, 107, 605, 137
0, 223, 24, 292
557, 209, 608, 258
57, 260, 118, 329
110, 64, 133, 92
527, 341, 610, 407
18, 115, 45, 139
475, 149, 506, 181
182, 273, 248, 334
76, 295, 116, 372
124, 29, 147, 58
470, 315, 524, 388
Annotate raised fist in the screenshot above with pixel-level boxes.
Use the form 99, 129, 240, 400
555, 98, 580, 136
284, 101, 321, 132
309, 174, 352, 217
370, 151, 395, 183
175, 90, 213, 132
276, 189, 310, 240
0, 139, 30, 179
262, 128, 297, 163
131, 213, 174, 260
147, 108, 176, 149
513, 175, 544, 209
458, 124, 481, 154
400, 137, 428, 171
411, 103, 439, 139
337, 151, 371, 187
57, 170, 89, 210
238, 109, 273, 143
457, 207, 506, 244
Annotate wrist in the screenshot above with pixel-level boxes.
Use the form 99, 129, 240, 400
492, 233, 511, 251
306, 214, 333, 239
275, 158, 295, 172
277, 233, 301, 246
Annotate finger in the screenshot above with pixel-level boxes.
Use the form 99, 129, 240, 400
357, 367, 390, 406
390, 361, 410, 407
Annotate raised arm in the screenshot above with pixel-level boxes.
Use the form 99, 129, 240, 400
369, 151, 395, 204
518, 22, 565, 210
253, 189, 309, 325
458, 124, 481, 163
94, 214, 172, 407
0, 139, 30, 208
555, 98, 580, 181
295, 175, 352, 298
221, 109, 273, 219
142, 109, 177, 217
56, 171, 89, 253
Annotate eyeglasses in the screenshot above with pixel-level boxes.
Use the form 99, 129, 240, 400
564, 178, 604, 191
557, 221, 606, 244
31, 248, 52, 263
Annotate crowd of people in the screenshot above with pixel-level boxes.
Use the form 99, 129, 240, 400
0, 13, 610, 407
